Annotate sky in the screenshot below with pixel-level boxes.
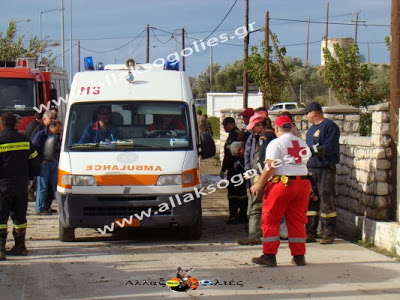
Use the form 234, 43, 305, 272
0, 0, 391, 82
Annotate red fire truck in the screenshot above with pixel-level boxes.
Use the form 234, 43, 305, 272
0, 58, 68, 134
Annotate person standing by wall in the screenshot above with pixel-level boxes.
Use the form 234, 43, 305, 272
32, 120, 62, 215
303, 102, 340, 244
197, 110, 213, 136
0, 113, 40, 260
250, 115, 311, 267
220, 117, 247, 224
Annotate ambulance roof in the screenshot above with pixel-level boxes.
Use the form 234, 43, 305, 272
70, 68, 190, 103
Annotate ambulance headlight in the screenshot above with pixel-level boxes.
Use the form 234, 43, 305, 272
62, 175, 97, 186
156, 175, 182, 186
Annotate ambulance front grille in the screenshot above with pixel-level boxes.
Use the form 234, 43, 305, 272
97, 196, 157, 201
83, 206, 171, 216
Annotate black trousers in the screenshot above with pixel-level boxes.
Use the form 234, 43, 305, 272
0, 185, 28, 229
306, 166, 337, 238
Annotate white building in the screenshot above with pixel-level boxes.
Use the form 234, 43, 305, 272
206, 92, 263, 117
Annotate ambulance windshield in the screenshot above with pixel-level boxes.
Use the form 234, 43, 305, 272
65, 101, 192, 151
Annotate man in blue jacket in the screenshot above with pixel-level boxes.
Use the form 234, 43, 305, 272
303, 102, 340, 244
32, 120, 62, 214
79, 106, 118, 143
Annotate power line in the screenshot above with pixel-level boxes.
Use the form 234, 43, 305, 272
151, 27, 173, 44
79, 28, 147, 53
199, 0, 238, 41
270, 17, 390, 27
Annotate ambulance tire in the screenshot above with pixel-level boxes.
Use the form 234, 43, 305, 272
181, 203, 202, 240
59, 219, 75, 242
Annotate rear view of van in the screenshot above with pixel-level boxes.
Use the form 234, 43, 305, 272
56, 62, 215, 241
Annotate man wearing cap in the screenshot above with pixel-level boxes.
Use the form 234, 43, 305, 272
250, 115, 311, 267
238, 111, 276, 245
303, 102, 340, 244
237, 108, 254, 142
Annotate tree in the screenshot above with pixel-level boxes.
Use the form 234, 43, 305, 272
246, 42, 287, 108
0, 20, 59, 64
323, 43, 384, 108
214, 59, 244, 93
192, 63, 220, 99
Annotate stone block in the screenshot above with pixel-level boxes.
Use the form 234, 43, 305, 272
341, 165, 351, 175
354, 159, 370, 171
371, 134, 391, 147
344, 114, 360, 122
375, 196, 388, 208
376, 170, 388, 182
372, 122, 390, 135
376, 182, 389, 195
372, 148, 387, 159
372, 111, 389, 123
373, 159, 391, 170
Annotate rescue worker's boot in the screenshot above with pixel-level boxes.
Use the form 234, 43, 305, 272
291, 255, 306, 266
0, 229, 7, 261
6, 228, 28, 256
251, 254, 277, 267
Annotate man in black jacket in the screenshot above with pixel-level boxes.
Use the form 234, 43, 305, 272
0, 113, 40, 260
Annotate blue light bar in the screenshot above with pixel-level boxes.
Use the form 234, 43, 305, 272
164, 59, 179, 71
84, 57, 95, 71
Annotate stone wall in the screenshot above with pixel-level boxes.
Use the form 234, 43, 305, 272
336, 102, 392, 220
268, 104, 362, 137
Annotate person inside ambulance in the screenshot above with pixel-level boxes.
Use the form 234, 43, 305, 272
78, 105, 118, 143
145, 114, 185, 137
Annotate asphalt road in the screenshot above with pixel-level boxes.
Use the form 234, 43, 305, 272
0, 159, 399, 300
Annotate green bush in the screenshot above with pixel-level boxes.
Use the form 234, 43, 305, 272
360, 111, 372, 136
208, 116, 220, 139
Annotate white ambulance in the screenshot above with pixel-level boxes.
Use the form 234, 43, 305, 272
55, 60, 215, 241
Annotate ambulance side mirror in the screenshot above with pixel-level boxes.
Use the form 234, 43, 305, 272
199, 133, 215, 159
44, 134, 60, 162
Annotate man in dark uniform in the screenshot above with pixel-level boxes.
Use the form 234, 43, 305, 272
0, 113, 40, 260
220, 117, 247, 224
303, 102, 340, 244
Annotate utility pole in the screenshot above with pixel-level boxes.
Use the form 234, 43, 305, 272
265, 11, 269, 75
61, 0, 65, 69
390, 0, 400, 221
182, 28, 185, 71
325, 0, 329, 51
306, 16, 310, 67
264, 11, 270, 108
146, 24, 150, 63
368, 42, 370, 63
242, 0, 249, 109
354, 11, 359, 44
269, 29, 299, 103
77, 39, 80, 72
69, 0, 72, 83
210, 46, 213, 92
324, 0, 329, 77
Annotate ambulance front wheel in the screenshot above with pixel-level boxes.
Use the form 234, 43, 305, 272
59, 218, 76, 242
181, 204, 202, 240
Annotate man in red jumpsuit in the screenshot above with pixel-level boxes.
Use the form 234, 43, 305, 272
250, 115, 311, 267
